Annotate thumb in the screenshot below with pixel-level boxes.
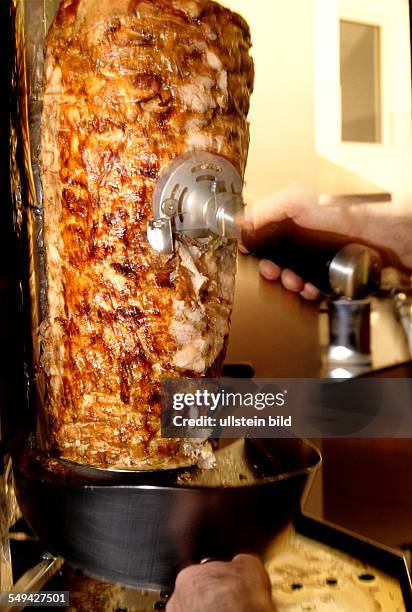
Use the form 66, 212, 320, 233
241, 182, 319, 231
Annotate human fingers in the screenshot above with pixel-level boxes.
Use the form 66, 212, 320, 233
280, 268, 304, 293
231, 555, 275, 611
231, 554, 272, 591
166, 562, 230, 612
259, 259, 321, 300
300, 282, 321, 301
259, 259, 281, 281
166, 559, 246, 612
167, 555, 275, 612
238, 242, 250, 254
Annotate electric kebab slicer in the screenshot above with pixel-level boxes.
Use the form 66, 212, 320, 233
144, 153, 401, 372
147, 152, 385, 299
147, 151, 246, 254
144, 150, 382, 304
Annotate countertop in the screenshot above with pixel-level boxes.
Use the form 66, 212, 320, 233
226, 254, 321, 378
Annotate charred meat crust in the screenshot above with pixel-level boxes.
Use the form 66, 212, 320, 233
40, 0, 253, 468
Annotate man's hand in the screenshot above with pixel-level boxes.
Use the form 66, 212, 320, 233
239, 183, 412, 299
166, 554, 276, 612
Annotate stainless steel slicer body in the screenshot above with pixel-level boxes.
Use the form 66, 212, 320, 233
147, 152, 245, 254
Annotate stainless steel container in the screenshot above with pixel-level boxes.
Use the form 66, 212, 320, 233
13, 438, 321, 589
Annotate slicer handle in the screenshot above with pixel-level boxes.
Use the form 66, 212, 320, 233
242, 222, 381, 299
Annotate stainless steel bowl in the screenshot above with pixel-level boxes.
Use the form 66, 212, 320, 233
13, 438, 321, 589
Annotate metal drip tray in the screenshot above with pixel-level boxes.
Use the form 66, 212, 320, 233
5, 514, 411, 612
13, 438, 320, 589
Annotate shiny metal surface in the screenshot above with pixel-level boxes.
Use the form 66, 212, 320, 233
327, 299, 371, 367
319, 192, 392, 205
319, 296, 412, 378
147, 217, 174, 256
13, 438, 321, 589
23, 515, 408, 611
394, 290, 412, 358
148, 152, 245, 253
268, 532, 407, 611
329, 243, 382, 299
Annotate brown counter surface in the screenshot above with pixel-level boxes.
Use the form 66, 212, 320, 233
226, 253, 320, 377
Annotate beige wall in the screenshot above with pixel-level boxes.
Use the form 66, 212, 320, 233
224, 0, 412, 208
222, 0, 317, 203
315, 0, 412, 208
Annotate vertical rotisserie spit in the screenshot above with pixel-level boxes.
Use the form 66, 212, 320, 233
39, 0, 253, 469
